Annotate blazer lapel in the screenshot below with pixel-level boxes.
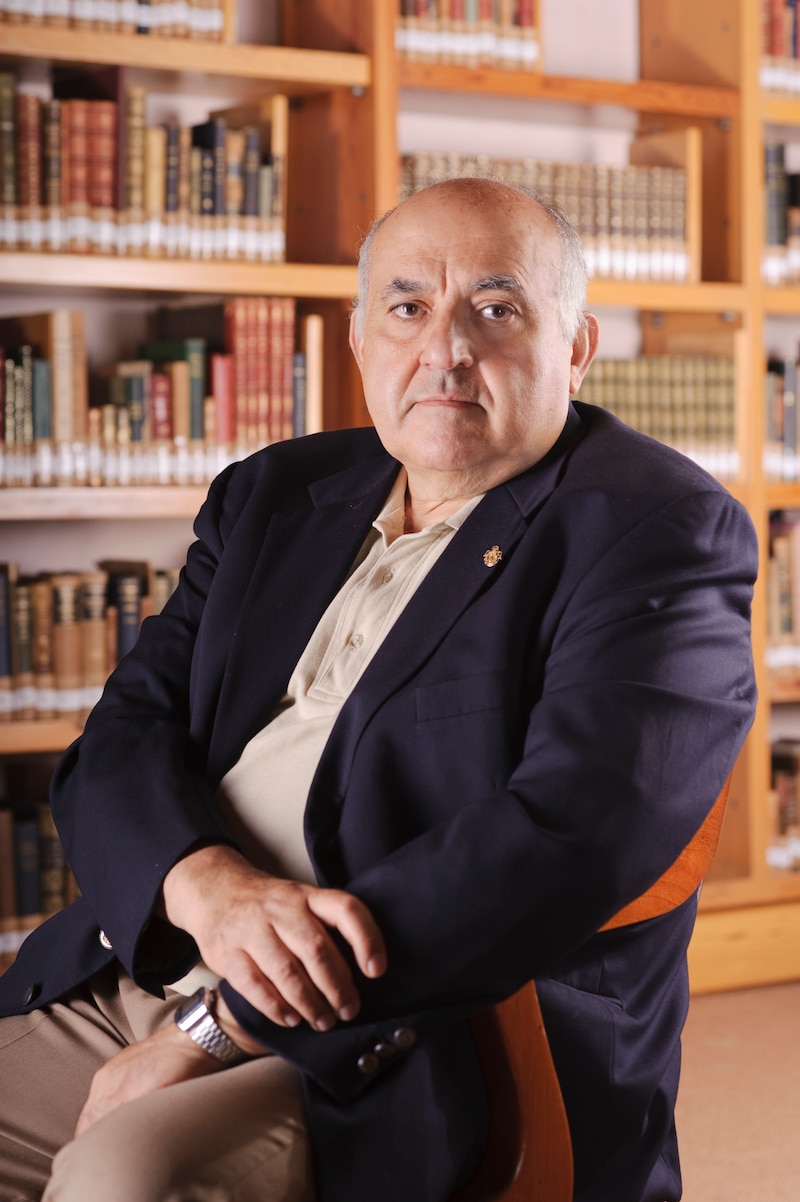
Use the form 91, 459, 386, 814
206, 452, 401, 783
305, 406, 586, 852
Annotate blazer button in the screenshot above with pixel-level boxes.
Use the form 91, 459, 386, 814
22, 982, 41, 1006
98, 930, 113, 950
357, 1052, 380, 1076
373, 1041, 397, 1061
393, 1027, 417, 1050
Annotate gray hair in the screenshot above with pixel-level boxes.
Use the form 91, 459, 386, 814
352, 177, 589, 344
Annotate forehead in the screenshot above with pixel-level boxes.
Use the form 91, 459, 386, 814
368, 189, 562, 297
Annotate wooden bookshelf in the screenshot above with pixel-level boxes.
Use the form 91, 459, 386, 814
3, 0, 800, 995
0, 487, 209, 521
0, 256, 358, 299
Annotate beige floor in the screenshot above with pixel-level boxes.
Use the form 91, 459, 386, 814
677, 981, 800, 1201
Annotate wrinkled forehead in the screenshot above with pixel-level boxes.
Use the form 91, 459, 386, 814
369, 191, 562, 297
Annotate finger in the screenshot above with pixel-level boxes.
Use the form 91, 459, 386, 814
222, 946, 307, 1029
308, 890, 387, 982
275, 913, 359, 1025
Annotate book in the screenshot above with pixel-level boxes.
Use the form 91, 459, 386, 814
12, 804, 42, 920
50, 573, 84, 722
10, 575, 36, 721
0, 805, 17, 972
30, 576, 56, 719
140, 337, 206, 442
0, 564, 16, 723
0, 309, 87, 483
78, 570, 109, 720
98, 560, 152, 661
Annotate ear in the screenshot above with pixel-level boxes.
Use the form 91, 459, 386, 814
569, 313, 599, 395
349, 308, 364, 371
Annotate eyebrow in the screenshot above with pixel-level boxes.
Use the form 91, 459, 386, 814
381, 274, 521, 301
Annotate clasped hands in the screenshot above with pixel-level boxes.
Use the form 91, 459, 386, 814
76, 844, 386, 1136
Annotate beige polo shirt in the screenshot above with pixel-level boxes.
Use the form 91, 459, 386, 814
173, 471, 482, 994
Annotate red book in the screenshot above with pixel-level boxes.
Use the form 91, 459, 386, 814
210, 352, 234, 447
63, 99, 90, 252
150, 370, 174, 442
224, 298, 250, 450
254, 296, 270, 445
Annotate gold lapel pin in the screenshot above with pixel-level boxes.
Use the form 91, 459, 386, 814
483, 545, 503, 567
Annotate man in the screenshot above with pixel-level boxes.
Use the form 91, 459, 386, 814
0, 178, 757, 1202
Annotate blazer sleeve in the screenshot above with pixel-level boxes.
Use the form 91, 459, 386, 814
220, 485, 758, 1101
49, 460, 252, 984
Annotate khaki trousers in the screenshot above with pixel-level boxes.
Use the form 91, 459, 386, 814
0, 964, 314, 1202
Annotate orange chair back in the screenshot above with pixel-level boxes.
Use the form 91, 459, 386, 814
452, 777, 732, 1202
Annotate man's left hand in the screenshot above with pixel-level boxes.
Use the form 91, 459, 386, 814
75, 1023, 225, 1136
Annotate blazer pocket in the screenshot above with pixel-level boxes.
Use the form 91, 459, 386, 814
415, 672, 505, 722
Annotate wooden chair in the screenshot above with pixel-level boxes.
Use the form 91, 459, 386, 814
451, 778, 732, 1202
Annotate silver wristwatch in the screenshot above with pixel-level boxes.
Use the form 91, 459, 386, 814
174, 986, 249, 1066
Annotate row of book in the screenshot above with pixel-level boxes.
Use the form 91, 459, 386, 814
763, 142, 800, 285
0, 559, 180, 724
761, 0, 800, 94
0, 798, 78, 973
401, 151, 690, 284
764, 354, 800, 481
396, 0, 538, 71
0, 0, 225, 37
0, 71, 287, 261
0, 301, 324, 488
576, 355, 738, 479
767, 512, 800, 694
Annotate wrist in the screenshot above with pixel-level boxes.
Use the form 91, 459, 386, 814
174, 986, 258, 1065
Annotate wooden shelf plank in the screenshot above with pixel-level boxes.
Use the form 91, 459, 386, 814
586, 280, 746, 312
763, 287, 800, 314
0, 720, 82, 755
0, 486, 207, 520
0, 26, 370, 92
689, 898, 800, 994
0, 255, 357, 299
766, 482, 800, 508
399, 61, 739, 118
763, 96, 800, 125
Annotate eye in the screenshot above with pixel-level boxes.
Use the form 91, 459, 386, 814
392, 301, 423, 318
480, 302, 514, 320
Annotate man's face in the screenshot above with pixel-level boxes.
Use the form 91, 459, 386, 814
349, 183, 597, 494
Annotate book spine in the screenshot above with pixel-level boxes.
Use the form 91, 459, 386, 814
123, 85, 146, 257
87, 98, 118, 255
30, 576, 56, 718
42, 98, 65, 251
51, 573, 83, 722
0, 565, 16, 722
78, 570, 108, 719
113, 573, 143, 660
15, 91, 43, 251
10, 576, 36, 720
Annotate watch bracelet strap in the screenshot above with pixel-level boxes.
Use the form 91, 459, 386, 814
176, 986, 251, 1065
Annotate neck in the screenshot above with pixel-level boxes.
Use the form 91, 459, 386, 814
403, 478, 483, 534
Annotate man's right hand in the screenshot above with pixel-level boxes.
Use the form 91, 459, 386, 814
161, 844, 387, 1034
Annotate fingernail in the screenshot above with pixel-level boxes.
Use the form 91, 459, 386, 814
367, 956, 386, 978
338, 1003, 358, 1022
283, 1013, 301, 1027
315, 1015, 335, 1032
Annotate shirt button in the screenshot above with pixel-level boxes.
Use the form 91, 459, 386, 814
357, 1052, 380, 1075
381, 570, 394, 585
348, 633, 364, 649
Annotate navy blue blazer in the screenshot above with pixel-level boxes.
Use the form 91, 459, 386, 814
0, 402, 757, 1202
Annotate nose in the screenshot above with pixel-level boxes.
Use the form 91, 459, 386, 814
419, 309, 474, 371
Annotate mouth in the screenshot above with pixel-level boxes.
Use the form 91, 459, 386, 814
411, 393, 479, 409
